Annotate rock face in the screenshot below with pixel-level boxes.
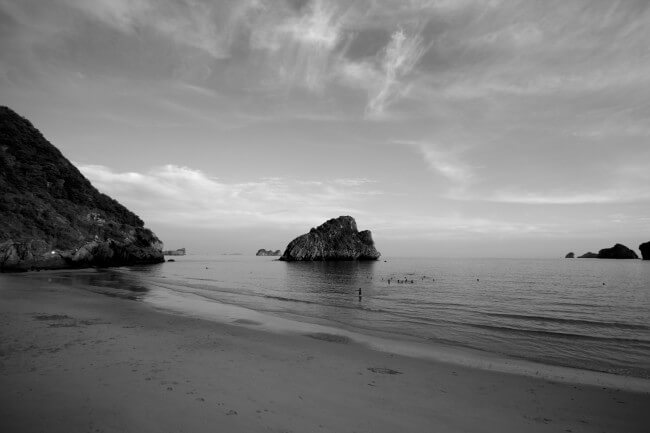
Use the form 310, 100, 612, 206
279, 216, 380, 261
565, 252, 575, 258
0, 106, 164, 272
597, 243, 638, 259
640, 242, 650, 260
256, 249, 281, 256
578, 252, 599, 258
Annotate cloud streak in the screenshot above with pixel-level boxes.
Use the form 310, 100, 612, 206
79, 164, 382, 229
485, 190, 650, 205
63, 0, 243, 58
396, 140, 476, 195
1, 0, 436, 115
250, 0, 350, 91
339, 29, 427, 117
366, 29, 427, 116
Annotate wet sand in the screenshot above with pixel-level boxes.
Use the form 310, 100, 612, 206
1, 274, 648, 433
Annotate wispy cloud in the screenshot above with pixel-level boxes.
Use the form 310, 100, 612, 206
365, 213, 555, 240
485, 190, 650, 205
366, 29, 427, 116
78, 164, 382, 228
397, 140, 475, 193
417, 145, 474, 186
340, 29, 427, 117
484, 166, 650, 205
61, 0, 266, 59
468, 21, 543, 48
2, 0, 435, 116
61, 0, 152, 33
250, 0, 350, 91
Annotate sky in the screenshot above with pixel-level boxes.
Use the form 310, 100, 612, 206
1, 0, 649, 257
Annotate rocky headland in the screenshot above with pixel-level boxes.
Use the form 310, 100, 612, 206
577, 244, 639, 259
0, 106, 164, 271
565, 252, 575, 258
639, 242, 650, 260
279, 216, 380, 261
256, 249, 281, 256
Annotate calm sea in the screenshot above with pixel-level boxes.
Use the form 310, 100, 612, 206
26, 256, 650, 379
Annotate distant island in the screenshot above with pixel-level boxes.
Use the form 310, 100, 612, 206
577, 243, 639, 259
565, 252, 575, 258
0, 107, 164, 271
597, 244, 638, 259
279, 216, 380, 261
640, 242, 650, 260
163, 248, 186, 256
256, 249, 281, 256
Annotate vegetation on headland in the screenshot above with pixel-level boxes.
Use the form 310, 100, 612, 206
0, 106, 163, 270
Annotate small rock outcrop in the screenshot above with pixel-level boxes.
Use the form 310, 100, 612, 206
597, 243, 638, 259
578, 252, 599, 258
256, 249, 281, 256
0, 106, 164, 272
640, 242, 650, 260
280, 216, 380, 261
565, 252, 575, 258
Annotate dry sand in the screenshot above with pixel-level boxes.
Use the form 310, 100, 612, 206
1, 274, 648, 433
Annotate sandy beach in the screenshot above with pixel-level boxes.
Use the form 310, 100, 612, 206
1, 274, 648, 433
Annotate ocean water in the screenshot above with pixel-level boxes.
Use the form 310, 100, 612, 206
28, 256, 650, 379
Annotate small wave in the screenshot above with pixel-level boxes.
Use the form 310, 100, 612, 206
546, 300, 647, 312
185, 277, 222, 282
398, 299, 472, 309
262, 294, 391, 314
262, 295, 321, 305
484, 312, 650, 330
468, 323, 650, 345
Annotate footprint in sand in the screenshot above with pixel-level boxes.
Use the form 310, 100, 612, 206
33, 314, 71, 321
367, 367, 402, 375
233, 319, 262, 326
305, 333, 350, 344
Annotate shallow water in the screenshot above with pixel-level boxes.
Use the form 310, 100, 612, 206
24, 256, 650, 378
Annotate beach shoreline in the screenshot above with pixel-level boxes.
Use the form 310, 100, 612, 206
144, 281, 650, 393
1, 273, 649, 433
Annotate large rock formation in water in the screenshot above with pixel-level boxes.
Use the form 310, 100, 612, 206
640, 242, 650, 260
0, 106, 164, 272
597, 243, 638, 259
578, 252, 599, 258
256, 249, 281, 256
565, 252, 575, 258
279, 216, 380, 261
